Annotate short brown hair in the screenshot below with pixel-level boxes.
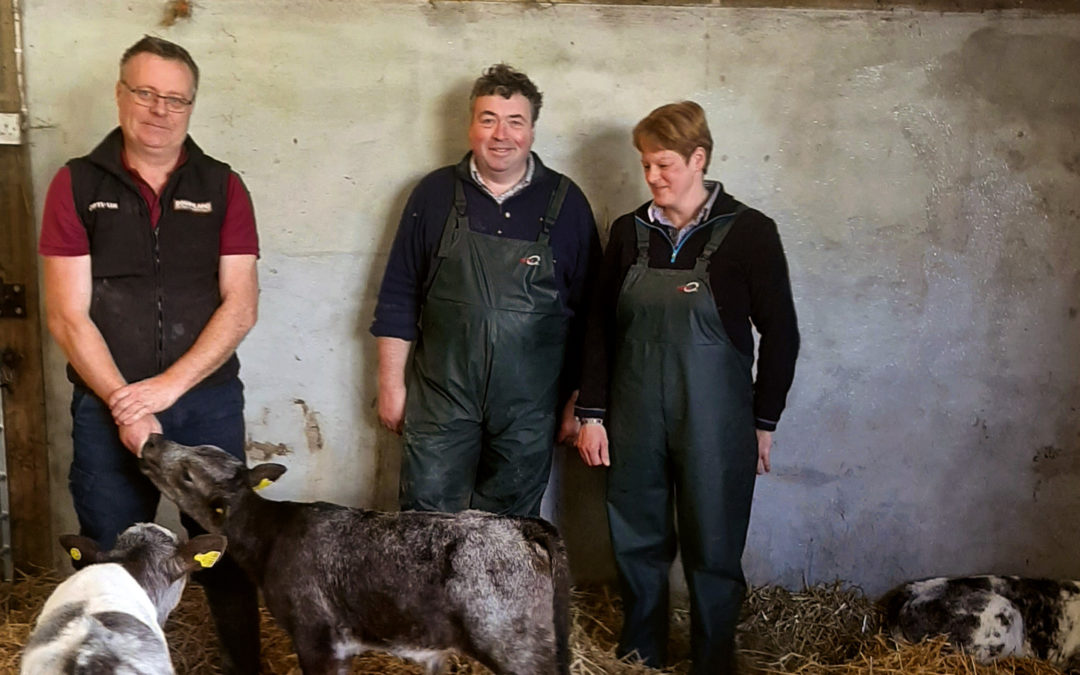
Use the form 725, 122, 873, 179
120, 35, 199, 96
470, 63, 543, 124
633, 100, 713, 173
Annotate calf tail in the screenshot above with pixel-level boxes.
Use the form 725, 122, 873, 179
520, 519, 572, 675
550, 536, 571, 675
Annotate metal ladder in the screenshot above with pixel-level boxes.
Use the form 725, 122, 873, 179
0, 381, 14, 581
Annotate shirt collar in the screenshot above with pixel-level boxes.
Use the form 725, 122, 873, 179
469, 153, 535, 205
648, 181, 723, 247
648, 180, 722, 229
120, 145, 187, 195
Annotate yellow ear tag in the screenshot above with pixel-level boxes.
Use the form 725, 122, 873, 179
69, 548, 82, 562
194, 551, 221, 569
214, 507, 225, 515
253, 478, 273, 491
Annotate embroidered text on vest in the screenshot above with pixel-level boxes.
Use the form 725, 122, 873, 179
173, 199, 213, 213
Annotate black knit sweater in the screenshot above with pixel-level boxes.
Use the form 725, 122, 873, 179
574, 185, 799, 431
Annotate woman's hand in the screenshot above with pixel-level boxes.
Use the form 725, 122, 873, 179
576, 423, 610, 467
756, 429, 772, 474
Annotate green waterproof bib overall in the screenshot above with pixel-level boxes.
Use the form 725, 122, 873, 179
400, 176, 570, 517
607, 208, 757, 674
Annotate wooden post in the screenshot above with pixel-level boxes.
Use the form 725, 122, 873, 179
0, 0, 53, 571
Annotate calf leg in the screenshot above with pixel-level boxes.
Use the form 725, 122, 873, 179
295, 651, 349, 675
470, 610, 558, 675
292, 624, 349, 675
167, 379, 261, 674
424, 657, 447, 675
195, 552, 262, 675
393, 648, 447, 673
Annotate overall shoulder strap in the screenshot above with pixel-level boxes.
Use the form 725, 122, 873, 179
423, 174, 469, 296
538, 174, 570, 245
437, 175, 468, 257
693, 204, 747, 275
632, 215, 653, 264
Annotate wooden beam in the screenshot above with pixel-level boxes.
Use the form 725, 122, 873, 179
463, 0, 1080, 13
0, 1, 18, 111
0, 0, 53, 571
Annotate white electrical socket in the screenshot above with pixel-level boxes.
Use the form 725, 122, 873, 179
0, 113, 23, 145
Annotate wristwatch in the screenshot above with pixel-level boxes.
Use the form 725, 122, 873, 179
576, 417, 604, 426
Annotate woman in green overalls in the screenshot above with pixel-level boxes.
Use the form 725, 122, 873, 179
575, 101, 800, 674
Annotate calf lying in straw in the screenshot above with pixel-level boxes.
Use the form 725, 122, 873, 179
883, 575, 1080, 669
139, 434, 570, 675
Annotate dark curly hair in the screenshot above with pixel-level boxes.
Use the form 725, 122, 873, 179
469, 63, 543, 124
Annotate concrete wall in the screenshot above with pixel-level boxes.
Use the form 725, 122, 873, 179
21, 0, 1080, 595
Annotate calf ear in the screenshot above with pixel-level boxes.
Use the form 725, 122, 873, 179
58, 534, 103, 565
248, 463, 287, 491
178, 534, 228, 573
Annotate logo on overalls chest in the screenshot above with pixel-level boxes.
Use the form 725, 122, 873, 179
678, 281, 700, 293
520, 255, 542, 266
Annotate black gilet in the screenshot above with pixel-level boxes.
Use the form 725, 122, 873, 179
66, 127, 238, 390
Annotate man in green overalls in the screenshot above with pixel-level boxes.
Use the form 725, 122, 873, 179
372, 64, 601, 517
575, 101, 800, 674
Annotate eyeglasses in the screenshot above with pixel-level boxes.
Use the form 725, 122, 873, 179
121, 80, 193, 113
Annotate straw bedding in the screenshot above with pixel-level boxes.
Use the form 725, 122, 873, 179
0, 570, 1068, 674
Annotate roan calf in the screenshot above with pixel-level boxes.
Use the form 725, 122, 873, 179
883, 575, 1080, 669
20, 522, 226, 675
138, 433, 571, 675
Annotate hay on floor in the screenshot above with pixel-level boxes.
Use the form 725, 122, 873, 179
0, 570, 1071, 674
739, 581, 883, 670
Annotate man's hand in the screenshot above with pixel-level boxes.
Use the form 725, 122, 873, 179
557, 414, 581, 447
575, 423, 610, 467
756, 429, 773, 475
377, 384, 407, 435
109, 375, 183, 426
118, 414, 163, 456
555, 391, 580, 446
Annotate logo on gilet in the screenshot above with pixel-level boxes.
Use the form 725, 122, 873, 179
678, 281, 701, 294
520, 255, 542, 267
173, 199, 213, 213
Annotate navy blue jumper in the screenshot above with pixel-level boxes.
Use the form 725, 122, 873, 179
372, 152, 601, 406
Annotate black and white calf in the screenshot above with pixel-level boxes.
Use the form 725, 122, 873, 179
138, 434, 571, 675
883, 575, 1080, 669
20, 522, 226, 675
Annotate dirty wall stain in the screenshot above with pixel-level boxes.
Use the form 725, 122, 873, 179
927, 26, 1080, 260
246, 440, 291, 462
293, 398, 325, 453
1030, 443, 1080, 501
931, 27, 1080, 124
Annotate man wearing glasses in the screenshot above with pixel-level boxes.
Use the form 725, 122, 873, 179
39, 36, 261, 673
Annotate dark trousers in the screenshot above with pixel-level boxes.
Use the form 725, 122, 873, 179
69, 378, 261, 674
